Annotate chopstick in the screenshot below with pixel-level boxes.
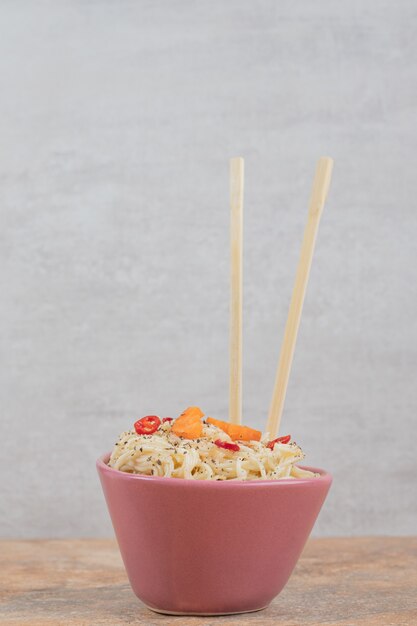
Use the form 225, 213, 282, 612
266, 157, 334, 438
229, 157, 244, 425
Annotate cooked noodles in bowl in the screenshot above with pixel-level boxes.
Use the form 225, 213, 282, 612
108, 407, 317, 481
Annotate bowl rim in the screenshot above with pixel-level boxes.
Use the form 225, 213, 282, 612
97, 452, 332, 487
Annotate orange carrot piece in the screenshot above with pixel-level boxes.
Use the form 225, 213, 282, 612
171, 406, 204, 439
227, 423, 262, 442
206, 417, 261, 442
206, 417, 228, 432
179, 406, 204, 421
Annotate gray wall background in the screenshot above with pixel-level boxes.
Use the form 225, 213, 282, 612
1, 1, 416, 538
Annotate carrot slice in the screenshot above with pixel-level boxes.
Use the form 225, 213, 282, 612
180, 406, 204, 420
206, 417, 261, 442
227, 423, 262, 442
206, 417, 228, 432
171, 406, 204, 439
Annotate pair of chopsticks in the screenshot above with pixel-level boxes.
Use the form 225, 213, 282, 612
229, 157, 333, 438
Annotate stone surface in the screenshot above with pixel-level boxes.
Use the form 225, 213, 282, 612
1, 1, 417, 537
0, 538, 416, 625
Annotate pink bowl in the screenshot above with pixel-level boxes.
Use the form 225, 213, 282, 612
97, 453, 331, 616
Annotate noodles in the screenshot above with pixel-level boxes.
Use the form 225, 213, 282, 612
108, 420, 317, 481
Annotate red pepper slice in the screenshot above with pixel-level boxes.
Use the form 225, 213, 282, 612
134, 415, 161, 435
266, 434, 291, 450
214, 439, 240, 452
162, 417, 173, 423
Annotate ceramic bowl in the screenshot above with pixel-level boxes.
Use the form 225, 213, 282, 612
97, 453, 331, 616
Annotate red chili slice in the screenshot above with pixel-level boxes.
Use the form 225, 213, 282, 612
162, 417, 173, 423
214, 439, 240, 452
266, 434, 291, 450
134, 415, 161, 435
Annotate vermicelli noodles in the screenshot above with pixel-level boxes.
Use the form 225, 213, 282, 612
108, 418, 316, 481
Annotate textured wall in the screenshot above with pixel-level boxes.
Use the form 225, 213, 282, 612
1, 1, 416, 538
